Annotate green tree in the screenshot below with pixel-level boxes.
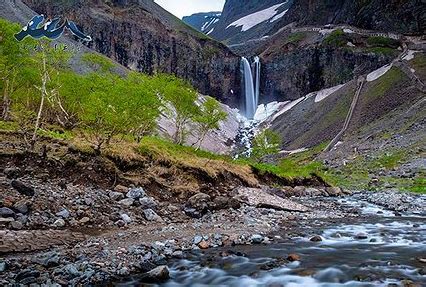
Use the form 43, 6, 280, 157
153, 74, 200, 145
0, 19, 35, 121
251, 129, 282, 162
194, 97, 227, 150
30, 40, 71, 147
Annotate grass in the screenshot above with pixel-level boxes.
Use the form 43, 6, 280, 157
366, 67, 405, 101
287, 32, 306, 44
366, 47, 398, 56
0, 120, 18, 131
323, 29, 348, 47
366, 36, 399, 49
253, 160, 324, 180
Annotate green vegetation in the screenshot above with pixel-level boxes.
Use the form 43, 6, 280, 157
0, 19, 226, 152
366, 47, 398, 56
366, 67, 405, 101
287, 32, 306, 44
366, 36, 399, 49
323, 29, 348, 47
251, 129, 282, 162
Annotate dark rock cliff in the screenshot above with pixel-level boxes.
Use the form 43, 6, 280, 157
271, 0, 424, 36
182, 12, 221, 34
22, 0, 242, 107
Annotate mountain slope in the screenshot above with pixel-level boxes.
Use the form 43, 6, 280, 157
182, 12, 221, 35
208, 0, 423, 46
21, 0, 242, 106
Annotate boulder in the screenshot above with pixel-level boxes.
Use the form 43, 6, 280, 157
11, 180, 35, 196
287, 253, 301, 262
184, 193, 211, 218
56, 208, 70, 219
293, 186, 306, 197
326, 187, 343, 196
127, 187, 145, 199
0, 207, 15, 217
143, 266, 170, 282
310, 235, 323, 242
143, 209, 160, 221
250, 234, 264, 244
13, 201, 29, 214
139, 197, 158, 210
109, 191, 125, 201
119, 198, 135, 207
3, 167, 20, 179
32, 251, 60, 267
54, 218, 66, 227
114, 185, 129, 193
10, 220, 23, 230
234, 187, 309, 212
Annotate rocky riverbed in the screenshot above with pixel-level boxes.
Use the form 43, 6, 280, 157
1, 161, 425, 286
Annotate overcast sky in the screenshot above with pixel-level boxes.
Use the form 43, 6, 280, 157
154, 0, 225, 19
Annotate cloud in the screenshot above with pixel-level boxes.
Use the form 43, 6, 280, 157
154, 0, 225, 19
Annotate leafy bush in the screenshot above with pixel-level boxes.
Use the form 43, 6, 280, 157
323, 29, 348, 47
367, 36, 399, 49
251, 129, 282, 162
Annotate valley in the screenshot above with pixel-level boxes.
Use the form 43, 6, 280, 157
0, 0, 425, 286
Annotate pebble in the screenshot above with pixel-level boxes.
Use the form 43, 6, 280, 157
114, 185, 129, 193
126, 188, 145, 199
250, 234, 264, 244
109, 191, 125, 201
13, 201, 29, 214
119, 198, 135, 207
139, 197, 158, 210
310, 235, 323, 242
11, 180, 35, 196
143, 209, 160, 221
0, 262, 6, 272
287, 254, 301, 262
354, 232, 368, 240
54, 218, 66, 227
10, 220, 23, 230
120, 214, 132, 224
198, 241, 209, 249
56, 208, 70, 219
0, 207, 15, 217
80, 217, 90, 224
193, 235, 203, 245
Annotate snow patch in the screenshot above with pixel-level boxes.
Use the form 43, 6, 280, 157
403, 50, 418, 61
367, 64, 392, 82
279, 148, 308, 155
343, 28, 354, 34
314, 84, 346, 103
226, 1, 288, 32
253, 101, 282, 122
270, 9, 288, 22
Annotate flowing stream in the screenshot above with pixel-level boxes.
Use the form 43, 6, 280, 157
129, 196, 425, 287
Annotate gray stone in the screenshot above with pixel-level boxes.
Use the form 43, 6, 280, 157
143, 209, 160, 221
54, 218, 66, 227
114, 185, 129, 193
0, 207, 15, 217
139, 197, 158, 209
120, 213, 132, 224
3, 167, 20, 178
13, 201, 29, 214
56, 208, 70, 219
326, 187, 343, 196
119, 198, 135, 207
109, 191, 125, 201
145, 265, 170, 282
193, 235, 203, 245
127, 188, 145, 199
10, 220, 23, 230
250, 234, 264, 244
355, 232, 368, 240
184, 193, 211, 218
11, 180, 35, 196
64, 264, 80, 277
172, 251, 183, 258
310, 235, 323, 242
32, 251, 60, 267
0, 262, 6, 272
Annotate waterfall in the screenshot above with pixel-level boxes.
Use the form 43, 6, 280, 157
254, 56, 261, 108
241, 57, 260, 119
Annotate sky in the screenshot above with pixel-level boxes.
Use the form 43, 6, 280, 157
154, 0, 225, 19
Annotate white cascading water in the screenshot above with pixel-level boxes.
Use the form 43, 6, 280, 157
241, 57, 257, 119
254, 56, 261, 108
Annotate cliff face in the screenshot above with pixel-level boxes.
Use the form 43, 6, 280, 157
182, 12, 221, 35
271, 0, 424, 36
22, 0, 242, 107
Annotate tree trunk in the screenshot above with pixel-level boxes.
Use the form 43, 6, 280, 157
31, 51, 48, 148
2, 78, 10, 121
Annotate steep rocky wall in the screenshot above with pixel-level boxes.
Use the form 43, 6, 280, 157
22, 0, 242, 107
261, 47, 395, 103
271, 0, 424, 36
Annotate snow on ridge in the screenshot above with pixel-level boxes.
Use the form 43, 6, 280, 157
270, 9, 288, 22
367, 64, 392, 82
314, 84, 346, 103
403, 50, 418, 61
226, 1, 289, 32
